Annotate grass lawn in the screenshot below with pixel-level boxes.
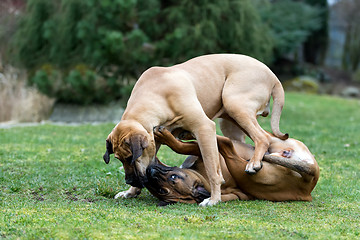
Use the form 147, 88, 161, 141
1, 92, 359, 239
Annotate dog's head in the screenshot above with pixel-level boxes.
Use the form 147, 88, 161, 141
268, 137, 315, 164
103, 121, 156, 188
144, 164, 210, 205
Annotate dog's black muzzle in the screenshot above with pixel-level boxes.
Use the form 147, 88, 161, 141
146, 165, 174, 181
125, 174, 144, 188
125, 163, 147, 188
144, 165, 177, 190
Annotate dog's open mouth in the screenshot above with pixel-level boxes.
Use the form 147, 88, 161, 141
192, 184, 210, 203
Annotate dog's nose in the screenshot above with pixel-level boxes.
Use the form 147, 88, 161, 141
146, 166, 161, 179
147, 167, 157, 178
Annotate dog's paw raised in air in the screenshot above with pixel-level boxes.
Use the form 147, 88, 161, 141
153, 126, 168, 144
153, 126, 165, 133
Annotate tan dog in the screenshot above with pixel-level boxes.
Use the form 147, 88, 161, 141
145, 127, 319, 204
103, 54, 287, 206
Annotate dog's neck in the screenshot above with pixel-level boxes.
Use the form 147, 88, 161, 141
120, 116, 158, 134
122, 104, 173, 133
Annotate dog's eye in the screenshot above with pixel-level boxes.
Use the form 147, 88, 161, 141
170, 174, 178, 180
158, 188, 168, 195
282, 150, 292, 158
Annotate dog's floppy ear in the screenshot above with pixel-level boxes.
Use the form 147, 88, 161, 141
128, 134, 149, 165
103, 139, 114, 164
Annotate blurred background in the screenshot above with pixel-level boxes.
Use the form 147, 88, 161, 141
0, 0, 359, 123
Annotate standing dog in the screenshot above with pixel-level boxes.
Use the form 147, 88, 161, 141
103, 54, 287, 206
145, 127, 319, 204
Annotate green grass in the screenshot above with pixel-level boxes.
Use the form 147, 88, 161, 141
1, 92, 359, 239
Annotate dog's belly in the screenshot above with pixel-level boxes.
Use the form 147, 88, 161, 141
199, 98, 224, 120
185, 80, 224, 120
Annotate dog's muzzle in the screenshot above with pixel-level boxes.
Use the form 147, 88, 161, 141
146, 165, 174, 181
147, 167, 159, 179
126, 176, 144, 188
125, 165, 146, 188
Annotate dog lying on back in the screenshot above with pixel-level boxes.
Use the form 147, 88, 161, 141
144, 127, 319, 205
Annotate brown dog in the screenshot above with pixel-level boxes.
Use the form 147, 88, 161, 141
144, 127, 319, 204
103, 54, 287, 206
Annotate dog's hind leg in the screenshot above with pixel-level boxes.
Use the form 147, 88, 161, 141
222, 73, 273, 174
225, 109, 270, 174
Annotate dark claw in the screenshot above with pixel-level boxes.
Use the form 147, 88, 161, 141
154, 126, 165, 134
245, 169, 257, 175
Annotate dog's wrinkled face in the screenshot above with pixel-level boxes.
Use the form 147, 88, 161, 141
103, 121, 156, 188
144, 164, 210, 205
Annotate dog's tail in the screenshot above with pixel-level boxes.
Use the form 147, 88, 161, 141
271, 80, 289, 140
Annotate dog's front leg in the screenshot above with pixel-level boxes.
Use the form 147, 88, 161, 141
114, 186, 142, 199
192, 121, 224, 206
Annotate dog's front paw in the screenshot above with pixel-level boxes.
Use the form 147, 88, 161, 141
154, 126, 167, 135
153, 126, 168, 143
199, 197, 220, 207
114, 187, 141, 199
114, 191, 135, 199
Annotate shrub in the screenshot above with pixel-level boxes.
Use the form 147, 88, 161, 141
30, 64, 127, 104
256, 0, 322, 59
9, 0, 324, 104
283, 76, 320, 94
30, 64, 60, 97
